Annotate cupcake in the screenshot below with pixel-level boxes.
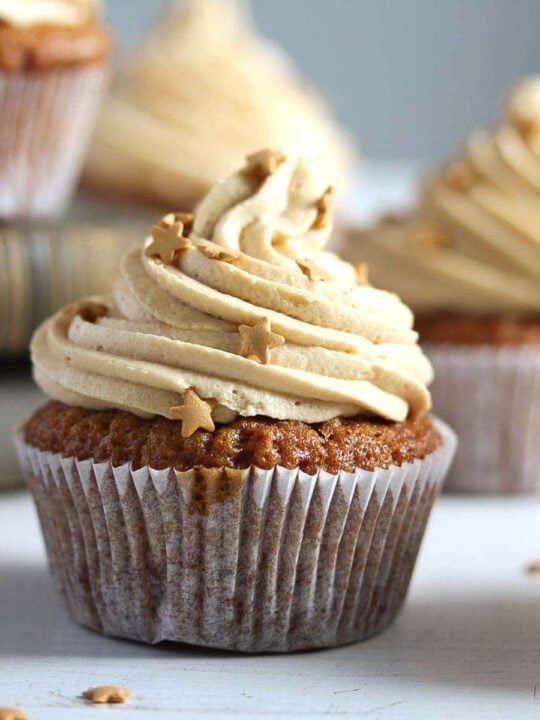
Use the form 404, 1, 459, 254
16, 149, 455, 652
83, 0, 356, 210
0, 0, 111, 219
344, 77, 540, 493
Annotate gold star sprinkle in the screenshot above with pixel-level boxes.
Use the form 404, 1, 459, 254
272, 231, 289, 248
296, 259, 332, 281
170, 389, 216, 438
526, 560, 540, 574
82, 686, 131, 705
244, 148, 286, 178
311, 186, 334, 230
197, 241, 241, 263
0, 709, 29, 720
238, 317, 285, 364
65, 300, 108, 323
145, 222, 192, 265
159, 211, 194, 233
355, 262, 369, 285
444, 161, 475, 192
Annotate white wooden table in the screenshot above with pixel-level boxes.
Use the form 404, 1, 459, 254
1, 482, 540, 719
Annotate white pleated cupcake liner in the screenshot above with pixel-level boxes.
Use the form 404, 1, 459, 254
0, 65, 108, 219
425, 344, 540, 493
14, 418, 456, 652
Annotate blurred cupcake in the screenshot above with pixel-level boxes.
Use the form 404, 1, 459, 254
344, 77, 540, 493
0, 0, 111, 219
83, 0, 356, 210
16, 150, 455, 652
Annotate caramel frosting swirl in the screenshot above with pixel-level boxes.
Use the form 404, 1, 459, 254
84, 0, 355, 208
0, 0, 100, 27
349, 77, 540, 316
32, 153, 432, 425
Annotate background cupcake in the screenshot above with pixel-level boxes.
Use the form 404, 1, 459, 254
0, 0, 111, 219
16, 150, 455, 652
83, 0, 356, 210
344, 77, 540, 493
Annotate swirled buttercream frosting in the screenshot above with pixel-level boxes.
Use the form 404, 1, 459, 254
348, 77, 540, 316
32, 152, 432, 427
83, 0, 356, 208
0, 0, 100, 27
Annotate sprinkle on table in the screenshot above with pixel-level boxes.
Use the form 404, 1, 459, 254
0, 709, 29, 720
82, 686, 131, 704
238, 317, 285, 364
311, 186, 334, 230
244, 149, 286, 178
170, 389, 216, 438
145, 221, 192, 265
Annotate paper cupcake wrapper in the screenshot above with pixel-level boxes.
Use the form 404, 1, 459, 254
0, 220, 135, 355
0, 65, 108, 219
426, 344, 540, 493
15, 419, 455, 652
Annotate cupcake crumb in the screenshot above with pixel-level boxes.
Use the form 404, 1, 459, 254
82, 686, 131, 704
0, 709, 29, 720
526, 561, 540, 574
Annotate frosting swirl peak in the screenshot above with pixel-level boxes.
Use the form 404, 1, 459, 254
349, 76, 540, 316
32, 152, 432, 427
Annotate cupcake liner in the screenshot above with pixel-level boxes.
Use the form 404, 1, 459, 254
425, 344, 540, 493
14, 418, 456, 652
0, 220, 135, 356
0, 65, 108, 219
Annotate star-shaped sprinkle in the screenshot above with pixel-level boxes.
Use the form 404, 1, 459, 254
526, 560, 540, 574
444, 161, 475, 192
238, 317, 285, 364
197, 241, 240, 263
145, 221, 192, 265
244, 148, 286, 179
311, 186, 334, 230
159, 211, 194, 233
355, 263, 369, 285
82, 686, 131, 705
296, 258, 332, 281
170, 389, 216, 438
66, 300, 108, 323
272, 231, 289, 247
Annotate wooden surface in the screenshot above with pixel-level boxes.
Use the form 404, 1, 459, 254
1, 487, 539, 719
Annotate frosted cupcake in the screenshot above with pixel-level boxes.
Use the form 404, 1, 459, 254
345, 78, 540, 493
16, 150, 455, 652
83, 0, 355, 209
0, 0, 111, 219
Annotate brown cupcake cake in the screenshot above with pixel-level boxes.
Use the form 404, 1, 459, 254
344, 78, 540, 494
16, 150, 455, 652
0, 0, 111, 219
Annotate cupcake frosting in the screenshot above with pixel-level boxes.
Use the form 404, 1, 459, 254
32, 152, 432, 426
351, 77, 540, 316
84, 0, 355, 208
0, 0, 100, 27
